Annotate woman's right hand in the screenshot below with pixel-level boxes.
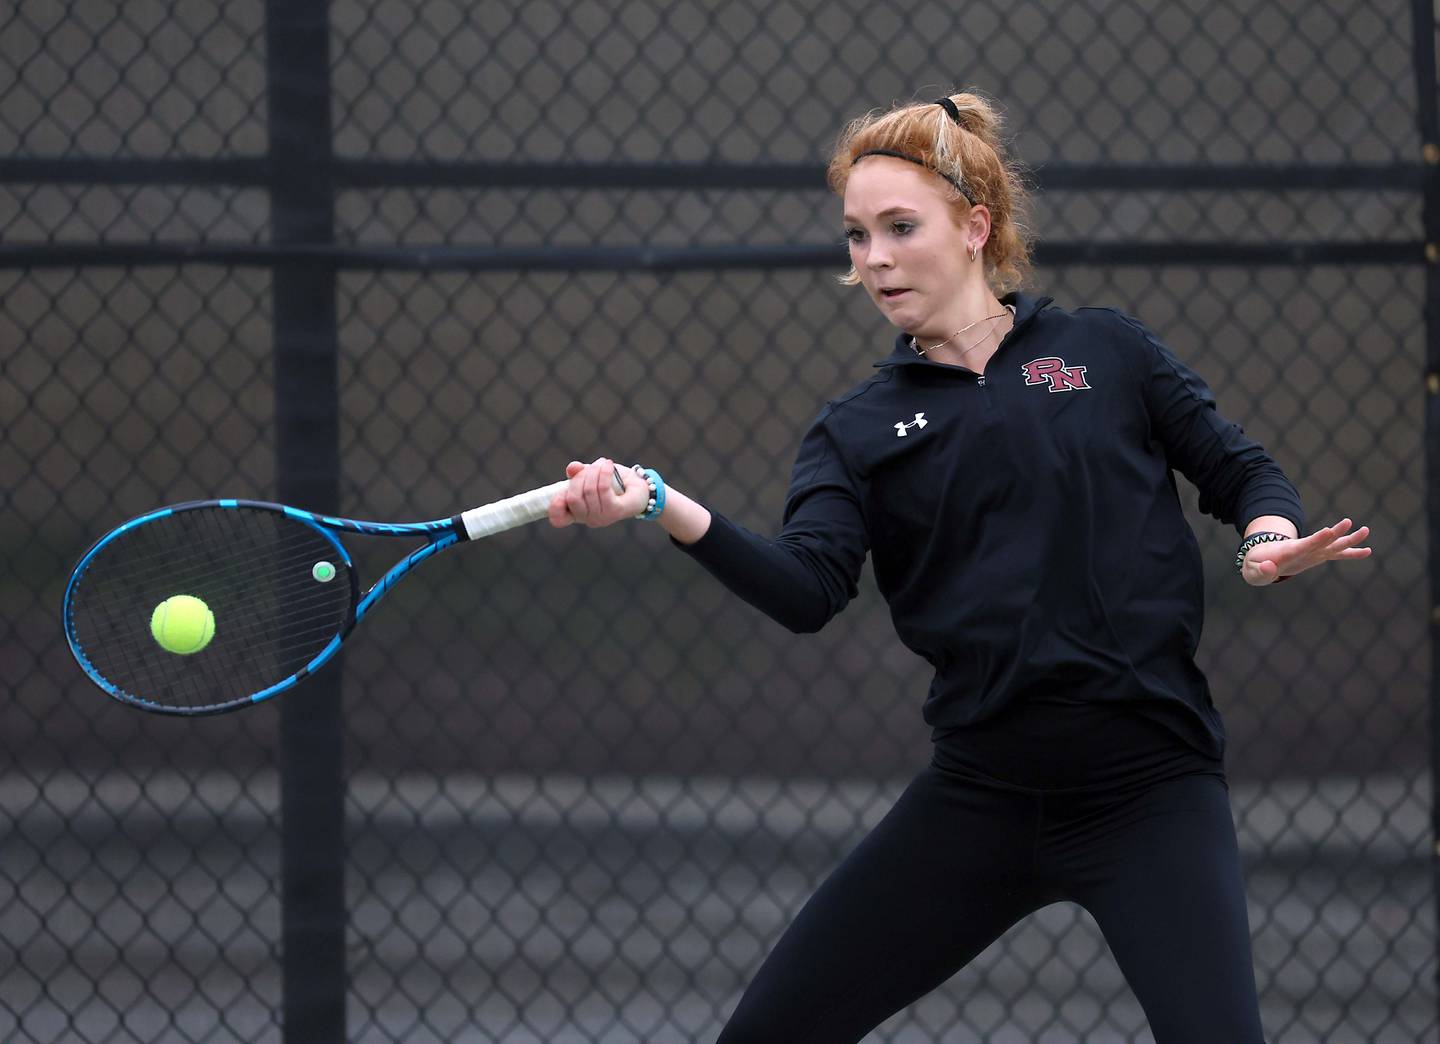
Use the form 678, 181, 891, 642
548, 457, 649, 528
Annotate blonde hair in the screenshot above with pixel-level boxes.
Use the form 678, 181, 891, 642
826, 91, 1034, 293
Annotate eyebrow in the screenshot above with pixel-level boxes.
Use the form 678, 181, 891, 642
842, 206, 920, 224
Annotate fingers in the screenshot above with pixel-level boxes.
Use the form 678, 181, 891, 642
1310, 520, 1372, 558
1330, 522, 1372, 560
1303, 518, 1355, 545
581, 456, 608, 519
567, 457, 600, 523
548, 461, 587, 527
561, 456, 632, 529
1332, 524, 1370, 550
547, 489, 574, 528
1288, 518, 1345, 550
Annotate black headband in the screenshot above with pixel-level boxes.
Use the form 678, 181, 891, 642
850, 148, 978, 206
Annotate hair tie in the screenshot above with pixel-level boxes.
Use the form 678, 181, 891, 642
851, 148, 977, 206
934, 97, 962, 125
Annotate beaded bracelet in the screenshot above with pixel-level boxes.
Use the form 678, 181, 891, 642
630, 464, 666, 521
1235, 530, 1291, 583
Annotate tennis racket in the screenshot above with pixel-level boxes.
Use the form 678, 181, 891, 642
63, 470, 625, 716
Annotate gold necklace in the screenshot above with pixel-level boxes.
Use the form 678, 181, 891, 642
910, 305, 1014, 357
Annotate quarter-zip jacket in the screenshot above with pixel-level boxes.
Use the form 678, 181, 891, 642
676, 291, 1305, 760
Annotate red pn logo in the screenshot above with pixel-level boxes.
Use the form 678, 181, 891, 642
1021, 357, 1091, 393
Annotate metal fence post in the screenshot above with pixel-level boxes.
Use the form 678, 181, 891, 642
266, 1, 345, 1040
1411, 0, 1440, 1022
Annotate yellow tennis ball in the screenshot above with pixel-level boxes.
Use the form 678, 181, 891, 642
150, 594, 215, 655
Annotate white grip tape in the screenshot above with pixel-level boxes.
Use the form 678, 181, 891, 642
460, 480, 570, 541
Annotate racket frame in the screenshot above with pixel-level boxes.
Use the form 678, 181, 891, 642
64, 481, 568, 715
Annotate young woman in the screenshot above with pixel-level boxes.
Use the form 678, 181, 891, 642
548, 92, 1371, 1043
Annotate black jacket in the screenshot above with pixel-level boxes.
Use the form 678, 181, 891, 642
677, 291, 1305, 759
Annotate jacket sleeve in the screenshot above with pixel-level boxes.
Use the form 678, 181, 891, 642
671, 407, 869, 633
1116, 311, 1306, 536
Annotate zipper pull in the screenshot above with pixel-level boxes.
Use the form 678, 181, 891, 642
977, 375, 987, 387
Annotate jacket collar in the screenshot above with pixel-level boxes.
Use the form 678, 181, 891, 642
873, 291, 1054, 370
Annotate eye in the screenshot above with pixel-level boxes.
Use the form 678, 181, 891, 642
843, 227, 866, 243
891, 221, 915, 235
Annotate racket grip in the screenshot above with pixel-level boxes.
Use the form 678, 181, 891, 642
460, 480, 571, 540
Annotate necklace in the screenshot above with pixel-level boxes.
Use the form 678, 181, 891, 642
910, 304, 1015, 357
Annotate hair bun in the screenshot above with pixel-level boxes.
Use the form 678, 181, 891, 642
936, 94, 1000, 144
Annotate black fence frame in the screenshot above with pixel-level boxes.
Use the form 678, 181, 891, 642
2, 0, 1436, 1038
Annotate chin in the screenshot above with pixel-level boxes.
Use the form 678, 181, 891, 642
874, 301, 913, 327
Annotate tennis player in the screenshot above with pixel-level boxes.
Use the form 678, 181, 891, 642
549, 92, 1371, 1043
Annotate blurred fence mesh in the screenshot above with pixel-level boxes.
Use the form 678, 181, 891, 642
1, 1, 1433, 1042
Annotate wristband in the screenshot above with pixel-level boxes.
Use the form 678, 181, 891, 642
631, 465, 666, 520
1235, 530, 1291, 583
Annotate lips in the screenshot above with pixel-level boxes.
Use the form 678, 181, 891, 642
880, 288, 910, 300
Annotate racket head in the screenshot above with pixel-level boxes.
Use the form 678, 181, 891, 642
63, 500, 360, 715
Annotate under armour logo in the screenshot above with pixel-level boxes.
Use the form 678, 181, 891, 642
1021, 357, 1091, 393
894, 412, 927, 437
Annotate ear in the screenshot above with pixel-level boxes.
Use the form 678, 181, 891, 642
967, 204, 993, 250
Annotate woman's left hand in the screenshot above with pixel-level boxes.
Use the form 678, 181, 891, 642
1242, 517, 1372, 586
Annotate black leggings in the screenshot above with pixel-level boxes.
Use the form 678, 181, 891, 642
716, 767, 1264, 1043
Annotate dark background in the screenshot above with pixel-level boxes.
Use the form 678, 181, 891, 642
1, 1, 1432, 1041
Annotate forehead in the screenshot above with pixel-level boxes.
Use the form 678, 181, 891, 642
842, 156, 950, 221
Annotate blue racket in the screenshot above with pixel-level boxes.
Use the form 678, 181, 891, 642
63, 472, 620, 715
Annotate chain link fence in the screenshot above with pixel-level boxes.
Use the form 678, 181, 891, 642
1, 1, 1434, 1041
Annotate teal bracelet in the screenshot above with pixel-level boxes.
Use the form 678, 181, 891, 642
631, 465, 666, 520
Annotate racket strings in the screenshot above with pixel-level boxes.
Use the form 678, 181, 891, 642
65, 506, 356, 710
81, 518, 341, 581
182, 506, 351, 656
73, 529, 339, 704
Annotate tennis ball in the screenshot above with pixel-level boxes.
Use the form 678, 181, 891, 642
150, 594, 215, 655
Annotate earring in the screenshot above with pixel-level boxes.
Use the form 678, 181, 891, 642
968, 244, 978, 262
